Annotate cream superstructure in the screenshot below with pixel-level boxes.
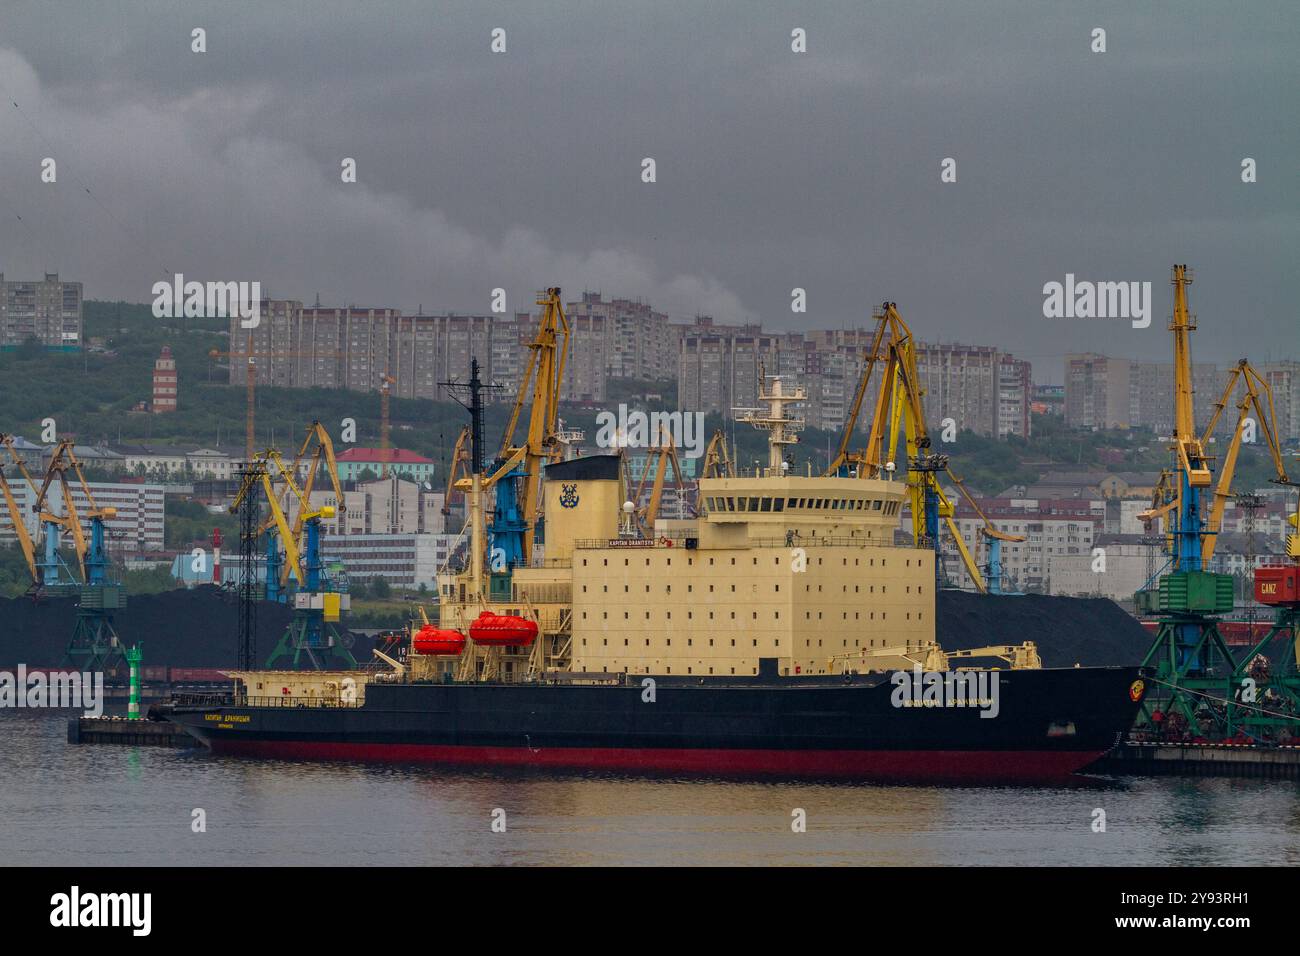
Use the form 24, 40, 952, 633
433, 376, 937, 681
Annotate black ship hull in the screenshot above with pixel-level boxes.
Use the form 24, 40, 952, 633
163, 666, 1147, 783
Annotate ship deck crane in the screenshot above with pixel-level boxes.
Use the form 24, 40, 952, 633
827, 640, 1042, 674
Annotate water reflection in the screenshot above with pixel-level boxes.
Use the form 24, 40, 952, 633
7, 712, 1298, 866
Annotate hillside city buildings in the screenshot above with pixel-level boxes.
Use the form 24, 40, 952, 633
3, 275, 1297, 597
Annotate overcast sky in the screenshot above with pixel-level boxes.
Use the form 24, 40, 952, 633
0, 0, 1294, 381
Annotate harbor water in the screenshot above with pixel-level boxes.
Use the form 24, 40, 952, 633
6, 710, 1299, 867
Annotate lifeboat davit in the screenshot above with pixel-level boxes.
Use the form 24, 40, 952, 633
412, 625, 466, 656
468, 612, 538, 647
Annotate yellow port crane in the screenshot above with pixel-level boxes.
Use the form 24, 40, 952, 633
855, 303, 989, 590
270, 422, 346, 588
454, 288, 570, 567
628, 426, 687, 534
230, 447, 340, 587
442, 424, 472, 517
825, 311, 893, 478
945, 468, 1027, 594
0, 435, 39, 589
701, 429, 736, 479
1197, 358, 1291, 564
33, 441, 118, 585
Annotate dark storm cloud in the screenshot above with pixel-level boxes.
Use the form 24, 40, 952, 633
0, 0, 1295, 379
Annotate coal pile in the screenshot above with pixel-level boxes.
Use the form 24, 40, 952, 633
937, 591, 1149, 668
0, 585, 372, 668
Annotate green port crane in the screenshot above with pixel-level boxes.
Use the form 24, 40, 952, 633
1134, 266, 1299, 743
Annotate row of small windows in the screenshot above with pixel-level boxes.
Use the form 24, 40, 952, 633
579, 581, 920, 595
583, 636, 779, 647
583, 555, 904, 569
703, 496, 898, 515
579, 609, 921, 622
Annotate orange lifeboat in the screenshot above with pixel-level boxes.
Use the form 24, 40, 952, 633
412, 625, 466, 656
468, 611, 538, 647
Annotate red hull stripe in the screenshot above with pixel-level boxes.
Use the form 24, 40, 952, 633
207, 740, 1106, 780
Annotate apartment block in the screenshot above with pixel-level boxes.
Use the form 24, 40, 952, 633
566, 291, 676, 382
678, 317, 781, 417
0, 273, 83, 349
0, 480, 164, 554
1260, 361, 1300, 442
1127, 360, 1222, 434
1065, 354, 1131, 429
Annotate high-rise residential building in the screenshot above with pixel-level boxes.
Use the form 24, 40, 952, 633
1127, 360, 1221, 434
564, 310, 609, 402
227, 298, 306, 387
912, 342, 1025, 438
1063, 354, 1290, 437
913, 343, 998, 436
677, 317, 781, 417
679, 323, 1031, 439
565, 292, 676, 383
1260, 361, 1300, 442
1065, 353, 1131, 429
0, 273, 83, 350
152, 346, 178, 413
997, 354, 1032, 439
229, 305, 519, 401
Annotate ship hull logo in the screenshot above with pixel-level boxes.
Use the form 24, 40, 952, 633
1128, 679, 1145, 703
559, 483, 580, 508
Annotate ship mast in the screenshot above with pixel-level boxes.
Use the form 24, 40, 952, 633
440, 357, 499, 601
735, 375, 806, 476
